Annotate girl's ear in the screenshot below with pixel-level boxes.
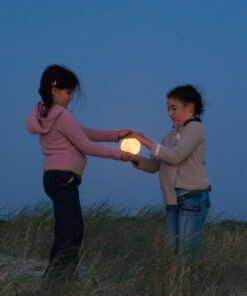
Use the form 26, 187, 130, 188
51, 87, 57, 98
187, 102, 195, 114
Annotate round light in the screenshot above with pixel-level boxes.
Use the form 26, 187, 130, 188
120, 138, 141, 155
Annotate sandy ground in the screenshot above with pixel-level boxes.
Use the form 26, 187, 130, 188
0, 254, 47, 279
0, 254, 48, 295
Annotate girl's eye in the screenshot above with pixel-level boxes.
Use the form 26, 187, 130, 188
168, 105, 176, 112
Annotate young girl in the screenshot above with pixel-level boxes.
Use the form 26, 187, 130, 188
131, 85, 211, 258
26, 65, 133, 278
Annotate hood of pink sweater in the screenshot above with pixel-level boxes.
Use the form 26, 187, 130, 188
26, 102, 65, 134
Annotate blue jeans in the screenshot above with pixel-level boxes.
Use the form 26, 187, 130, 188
166, 191, 211, 258
43, 170, 84, 276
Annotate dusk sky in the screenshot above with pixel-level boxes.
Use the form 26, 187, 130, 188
0, 0, 246, 219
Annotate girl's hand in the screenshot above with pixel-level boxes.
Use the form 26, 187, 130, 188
131, 154, 140, 166
130, 132, 153, 150
120, 151, 135, 162
118, 129, 133, 140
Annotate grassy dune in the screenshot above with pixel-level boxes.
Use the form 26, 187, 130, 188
0, 201, 246, 295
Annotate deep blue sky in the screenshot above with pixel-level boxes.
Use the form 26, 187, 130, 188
0, 0, 246, 218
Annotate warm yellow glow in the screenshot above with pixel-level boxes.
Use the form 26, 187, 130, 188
120, 138, 141, 155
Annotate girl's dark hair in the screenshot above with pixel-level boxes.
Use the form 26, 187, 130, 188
166, 85, 204, 118
39, 65, 80, 116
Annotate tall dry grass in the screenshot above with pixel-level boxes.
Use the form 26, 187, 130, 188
0, 201, 246, 295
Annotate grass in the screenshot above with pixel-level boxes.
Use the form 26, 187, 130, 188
0, 201, 246, 295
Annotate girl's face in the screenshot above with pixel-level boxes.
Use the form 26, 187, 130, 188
52, 88, 74, 108
167, 97, 195, 126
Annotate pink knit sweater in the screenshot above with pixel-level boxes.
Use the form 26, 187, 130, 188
26, 102, 121, 171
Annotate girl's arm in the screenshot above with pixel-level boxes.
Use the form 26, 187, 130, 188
131, 155, 160, 173
58, 111, 122, 160
132, 123, 204, 165
80, 124, 132, 142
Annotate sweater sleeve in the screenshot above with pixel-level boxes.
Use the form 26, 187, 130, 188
150, 122, 204, 165
57, 111, 121, 160
79, 124, 119, 142
133, 156, 160, 173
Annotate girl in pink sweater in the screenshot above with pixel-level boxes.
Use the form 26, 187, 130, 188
26, 65, 132, 279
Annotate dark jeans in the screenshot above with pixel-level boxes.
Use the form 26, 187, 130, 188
43, 170, 84, 275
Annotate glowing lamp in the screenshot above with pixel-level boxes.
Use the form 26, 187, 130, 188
120, 138, 141, 155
